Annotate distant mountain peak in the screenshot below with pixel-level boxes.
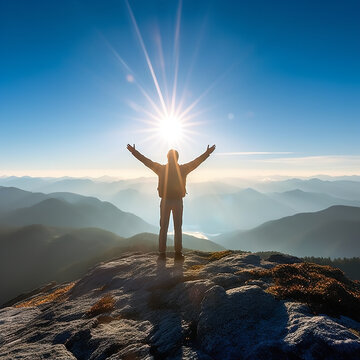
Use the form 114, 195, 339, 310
242, 187, 259, 192
281, 189, 305, 195
217, 205, 360, 258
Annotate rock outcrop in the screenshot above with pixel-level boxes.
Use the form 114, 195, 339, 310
1, 251, 359, 359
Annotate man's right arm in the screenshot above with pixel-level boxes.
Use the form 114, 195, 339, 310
127, 144, 161, 174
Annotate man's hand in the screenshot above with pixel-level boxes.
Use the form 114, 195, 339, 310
206, 144, 216, 155
127, 144, 136, 154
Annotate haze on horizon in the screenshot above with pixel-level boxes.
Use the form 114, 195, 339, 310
1, 0, 360, 179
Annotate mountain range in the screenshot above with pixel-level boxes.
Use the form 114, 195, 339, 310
269, 188, 360, 213
185, 188, 296, 232
2, 176, 360, 232
254, 178, 360, 201
215, 205, 360, 258
0, 186, 156, 237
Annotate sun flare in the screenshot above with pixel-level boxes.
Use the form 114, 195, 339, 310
157, 116, 184, 145
119, 0, 209, 149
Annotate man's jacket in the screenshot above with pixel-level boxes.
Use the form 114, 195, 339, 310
131, 150, 209, 199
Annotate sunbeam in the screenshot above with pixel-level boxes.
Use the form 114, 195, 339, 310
177, 65, 233, 120
170, 0, 182, 116
125, 0, 168, 116
154, 27, 170, 107
104, 38, 165, 118
118, 0, 228, 149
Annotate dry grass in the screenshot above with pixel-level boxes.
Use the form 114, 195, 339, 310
183, 264, 206, 281
248, 263, 360, 321
349, 328, 360, 338
87, 294, 115, 317
183, 251, 233, 280
188, 264, 205, 271
208, 250, 233, 262
15, 282, 75, 308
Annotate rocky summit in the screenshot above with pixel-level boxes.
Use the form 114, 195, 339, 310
1, 251, 360, 360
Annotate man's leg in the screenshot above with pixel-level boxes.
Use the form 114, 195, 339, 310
159, 199, 171, 253
172, 199, 183, 254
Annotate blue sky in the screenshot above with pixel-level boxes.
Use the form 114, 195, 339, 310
1, 0, 360, 178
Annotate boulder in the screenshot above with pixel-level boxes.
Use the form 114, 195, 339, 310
267, 254, 302, 264
197, 284, 360, 360
197, 285, 286, 359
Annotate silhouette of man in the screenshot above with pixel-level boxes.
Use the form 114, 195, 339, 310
127, 144, 216, 261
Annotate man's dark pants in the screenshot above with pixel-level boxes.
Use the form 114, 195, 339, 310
159, 198, 183, 253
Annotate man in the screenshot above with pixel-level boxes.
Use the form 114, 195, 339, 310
127, 144, 216, 261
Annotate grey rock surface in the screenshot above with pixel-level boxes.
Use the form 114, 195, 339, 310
197, 285, 286, 359
0, 251, 359, 359
267, 253, 303, 264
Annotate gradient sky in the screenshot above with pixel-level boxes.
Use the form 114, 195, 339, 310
1, 0, 360, 179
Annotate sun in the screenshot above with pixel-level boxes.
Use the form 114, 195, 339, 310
157, 116, 184, 145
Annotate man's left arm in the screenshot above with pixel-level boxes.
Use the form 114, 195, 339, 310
183, 145, 216, 174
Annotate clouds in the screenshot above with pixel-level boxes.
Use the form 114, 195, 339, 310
260, 155, 360, 166
251, 154, 360, 176
216, 151, 293, 156
191, 154, 360, 180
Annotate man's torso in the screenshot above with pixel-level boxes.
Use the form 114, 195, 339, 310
156, 164, 188, 199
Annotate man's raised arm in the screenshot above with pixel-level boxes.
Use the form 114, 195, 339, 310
183, 144, 216, 174
127, 144, 161, 174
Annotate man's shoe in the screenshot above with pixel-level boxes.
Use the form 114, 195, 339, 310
157, 252, 166, 261
174, 252, 185, 261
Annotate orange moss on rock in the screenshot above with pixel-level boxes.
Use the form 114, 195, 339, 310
249, 262, 360, 321
188, 264, 205, 271
87, 294, 115, 317
208, 250, 233, 262
15, 282, 75, 308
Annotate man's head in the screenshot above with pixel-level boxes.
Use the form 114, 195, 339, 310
167, 149, 179, 163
